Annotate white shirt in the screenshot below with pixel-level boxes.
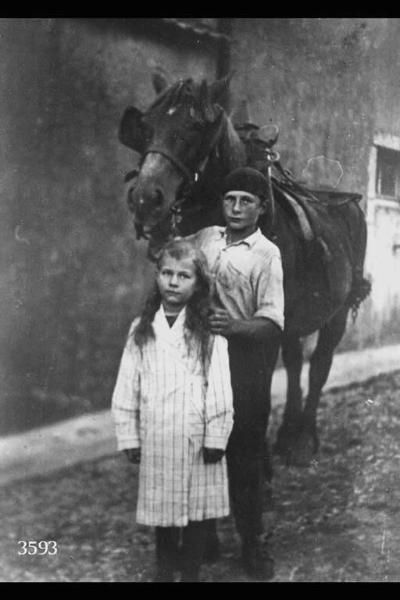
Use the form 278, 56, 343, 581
193, 226, 285, 330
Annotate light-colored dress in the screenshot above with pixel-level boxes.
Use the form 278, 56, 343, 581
112, 306, 234, 527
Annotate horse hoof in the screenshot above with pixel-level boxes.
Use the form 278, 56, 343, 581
273, 438, 289, 456
286, 433, 318, 468
287, 451, 313, 468
273, 425, 299, 457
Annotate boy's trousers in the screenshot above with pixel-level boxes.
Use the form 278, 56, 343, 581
226, 336, 278, 542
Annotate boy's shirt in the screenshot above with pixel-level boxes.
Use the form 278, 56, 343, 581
193, 226, 285, 331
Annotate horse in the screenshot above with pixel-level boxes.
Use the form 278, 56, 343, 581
118, 74, 371, 468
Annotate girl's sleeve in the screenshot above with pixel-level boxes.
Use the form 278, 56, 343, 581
204, 335, 234, 450
111, 321, 142, 451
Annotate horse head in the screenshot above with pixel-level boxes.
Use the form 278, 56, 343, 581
119, 74, 241, 237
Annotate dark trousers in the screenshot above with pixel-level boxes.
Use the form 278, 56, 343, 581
155, 521, 208, 581
226, 337, 277, 542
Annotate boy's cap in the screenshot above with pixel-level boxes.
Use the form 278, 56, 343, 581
221, 167, 269, 200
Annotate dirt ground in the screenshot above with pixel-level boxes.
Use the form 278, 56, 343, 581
1, 370, 400, 582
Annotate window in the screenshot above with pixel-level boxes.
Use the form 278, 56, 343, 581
376, 146, 400, 199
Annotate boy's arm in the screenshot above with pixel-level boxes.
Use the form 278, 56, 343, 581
111, 325, 141, 452
209, 252, 284, 342
209, 312, 282, 342
203, 336, 234, 451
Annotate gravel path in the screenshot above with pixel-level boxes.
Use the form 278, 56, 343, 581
1, 370, 400, 582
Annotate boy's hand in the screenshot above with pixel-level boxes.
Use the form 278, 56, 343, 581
209, 309, 234, 336
203, 447, 225, 464
124, 448, 141, 464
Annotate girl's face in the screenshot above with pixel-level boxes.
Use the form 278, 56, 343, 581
157, 253, 198, 313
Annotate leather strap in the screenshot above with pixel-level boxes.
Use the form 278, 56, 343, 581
143, 111, 225, 186
143, 146, 194, 183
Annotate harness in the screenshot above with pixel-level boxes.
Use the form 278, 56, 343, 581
144, 146, 194, 184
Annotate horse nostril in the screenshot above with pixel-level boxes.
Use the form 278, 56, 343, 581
127, 187, 164, 217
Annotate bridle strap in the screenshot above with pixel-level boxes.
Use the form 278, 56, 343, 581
143, 146, 194, 183
142, 111, 225, 187
265, 165, 276, 239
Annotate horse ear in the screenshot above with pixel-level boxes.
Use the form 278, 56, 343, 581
199, 80, 217, 123
209, 72, 233, 104
152, 71, 169, 95
118, 106, 149, 153
231, 98, 255, 128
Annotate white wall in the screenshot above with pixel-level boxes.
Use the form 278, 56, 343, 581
365, 134, 400, 321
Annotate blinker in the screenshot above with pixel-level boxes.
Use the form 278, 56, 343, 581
119, 106, 151, 154
124, 169, 139, 183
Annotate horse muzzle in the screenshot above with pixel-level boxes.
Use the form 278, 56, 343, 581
128, 185, 166, 225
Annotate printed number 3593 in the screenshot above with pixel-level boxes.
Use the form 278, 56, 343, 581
18, 541, 58, 555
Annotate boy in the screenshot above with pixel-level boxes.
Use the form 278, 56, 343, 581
192, 167, 284, 580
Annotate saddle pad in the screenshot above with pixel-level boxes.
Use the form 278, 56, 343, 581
272, 177, 363, 299
276, 187, 314, 242
308, 188, 362, 206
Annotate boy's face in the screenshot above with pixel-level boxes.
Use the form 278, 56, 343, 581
157, 254, 198, 313
222, 190, 265, 234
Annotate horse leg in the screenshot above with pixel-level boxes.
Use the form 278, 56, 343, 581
288, 306, 349, 467
274, 334, 304, 459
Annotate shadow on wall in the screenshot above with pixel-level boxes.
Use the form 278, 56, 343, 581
0, 17, 219, 438
0, 238, 155, 438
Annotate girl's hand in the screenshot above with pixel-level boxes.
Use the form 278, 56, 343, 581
203, 447, 225, 464
124, 448, 141, 464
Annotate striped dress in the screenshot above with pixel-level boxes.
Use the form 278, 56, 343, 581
111, 306, 234, 527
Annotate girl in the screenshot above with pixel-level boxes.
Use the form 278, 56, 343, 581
112, 239, 234, 582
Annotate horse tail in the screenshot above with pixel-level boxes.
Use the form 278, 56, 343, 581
347, 202, 372, 321
348, 277, 372, 321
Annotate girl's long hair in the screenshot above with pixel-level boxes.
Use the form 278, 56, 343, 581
133, 239, 213, 375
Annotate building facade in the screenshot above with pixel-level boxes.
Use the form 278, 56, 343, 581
1, 18, 399, 432
0, 18, 222, 432
229, 18, 400, 350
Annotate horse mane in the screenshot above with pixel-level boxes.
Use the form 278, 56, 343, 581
218, 113, 246, 170
147, 78, 198, 114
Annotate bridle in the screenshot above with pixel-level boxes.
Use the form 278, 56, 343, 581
125, 110, 226, 240
264, 147, 280, 239
124, 109, 281, 242
143, 146, 194, 185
